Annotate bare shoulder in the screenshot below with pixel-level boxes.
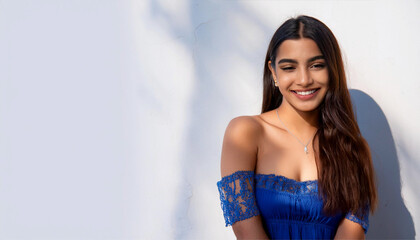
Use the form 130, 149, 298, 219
220, 115, 263, 177
225, 115, 263, 138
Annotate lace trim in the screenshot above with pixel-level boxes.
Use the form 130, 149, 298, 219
255, 173, 319, 195
345, 206, 370, 234
217, 171, 260, 226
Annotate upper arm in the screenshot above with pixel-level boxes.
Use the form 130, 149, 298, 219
335, 218, 365, 239
335, 207, 369, 239
220, 116, 261, 177
217, 116, 268, 239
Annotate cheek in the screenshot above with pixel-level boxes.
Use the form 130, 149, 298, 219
277, 78, 293, 94
277, 74, 294, 86
312, 71, 329, 86
320, 70, 329, 84
322, 77, 329, 87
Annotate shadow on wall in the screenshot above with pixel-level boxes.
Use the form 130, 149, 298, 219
350, 89, 415, 239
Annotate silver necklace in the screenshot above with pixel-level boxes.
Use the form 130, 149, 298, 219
276, 108, 316, 154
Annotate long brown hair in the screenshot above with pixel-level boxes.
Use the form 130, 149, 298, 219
262, 15, 377, 216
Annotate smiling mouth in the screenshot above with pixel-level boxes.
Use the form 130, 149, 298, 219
291, 88, 320, 96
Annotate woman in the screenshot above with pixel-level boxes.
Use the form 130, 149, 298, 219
217, 15, 377, 239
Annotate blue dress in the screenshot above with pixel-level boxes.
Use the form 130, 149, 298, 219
217, 171, 369, 239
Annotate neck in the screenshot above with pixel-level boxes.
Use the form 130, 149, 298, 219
277, 103, 319, 136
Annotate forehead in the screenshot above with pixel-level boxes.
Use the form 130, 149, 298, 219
276, 38, 322, 60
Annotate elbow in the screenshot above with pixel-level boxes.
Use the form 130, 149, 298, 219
232, 225, 250, 239
232, 223, 269, 239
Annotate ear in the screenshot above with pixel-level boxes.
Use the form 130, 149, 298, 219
268, 60, 277, 80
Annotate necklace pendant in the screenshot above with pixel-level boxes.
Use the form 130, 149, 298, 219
304, 146, 308, 154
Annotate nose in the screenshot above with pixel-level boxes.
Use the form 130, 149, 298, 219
297, 67, 313, 86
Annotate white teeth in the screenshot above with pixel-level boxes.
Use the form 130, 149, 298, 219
295, 89, 317, 95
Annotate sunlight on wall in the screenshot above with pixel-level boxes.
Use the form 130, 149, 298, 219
129, 0, 420, 239
0, 0, 418, 239
126, 0, 195, 238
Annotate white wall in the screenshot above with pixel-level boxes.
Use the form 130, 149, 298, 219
0, 0, 419, 239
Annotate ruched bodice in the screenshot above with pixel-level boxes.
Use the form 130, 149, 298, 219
217, 171, 369, 239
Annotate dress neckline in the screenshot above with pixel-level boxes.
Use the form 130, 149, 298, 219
255, 172, 318, 185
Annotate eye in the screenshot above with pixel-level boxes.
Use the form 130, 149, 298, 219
311, 63, 326, 69
280, 66, 295, 71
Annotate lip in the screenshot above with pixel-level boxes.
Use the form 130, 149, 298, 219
292, 88, 319, 92
291, 88, 320, 100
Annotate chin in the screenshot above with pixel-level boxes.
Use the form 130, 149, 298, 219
292, 103, 323, 113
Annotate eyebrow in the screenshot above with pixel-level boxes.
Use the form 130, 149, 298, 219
277, 55, 325, 65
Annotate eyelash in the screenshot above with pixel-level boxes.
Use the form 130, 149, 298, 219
280, 64, 326, 71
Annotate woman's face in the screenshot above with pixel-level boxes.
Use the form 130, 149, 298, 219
269, 38, 329, 113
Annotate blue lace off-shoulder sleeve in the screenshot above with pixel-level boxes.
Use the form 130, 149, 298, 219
217, 170, 260, 226
345, 205, 370, 234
